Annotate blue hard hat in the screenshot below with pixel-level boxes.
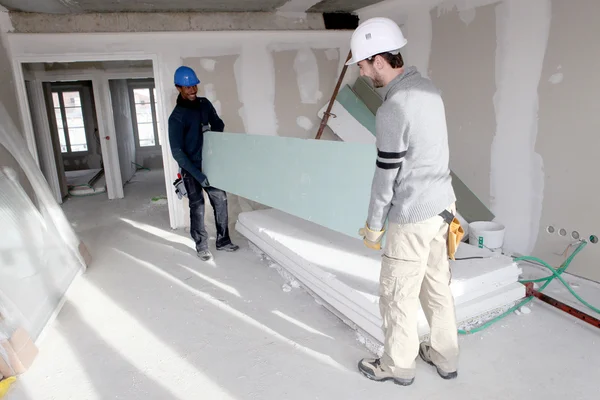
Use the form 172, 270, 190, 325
174, 66, 200, 86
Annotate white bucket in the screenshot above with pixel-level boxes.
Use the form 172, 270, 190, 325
468, 221, 505, 250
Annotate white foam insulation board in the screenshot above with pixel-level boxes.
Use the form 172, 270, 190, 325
236, 208, 525, 344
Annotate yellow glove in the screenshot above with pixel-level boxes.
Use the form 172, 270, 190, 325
358, 223, 385, 250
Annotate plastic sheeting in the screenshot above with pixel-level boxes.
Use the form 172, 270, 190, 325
0, 102, 86, 342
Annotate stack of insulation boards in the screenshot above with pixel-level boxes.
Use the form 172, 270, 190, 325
236, 208, 525, 344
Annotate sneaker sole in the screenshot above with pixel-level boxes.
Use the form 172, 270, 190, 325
357, 362, 414, 386
418, 347, 458, 380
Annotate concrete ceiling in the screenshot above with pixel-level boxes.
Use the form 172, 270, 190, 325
0, 0, 383, 14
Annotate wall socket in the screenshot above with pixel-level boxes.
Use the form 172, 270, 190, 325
546, 225, 597, 244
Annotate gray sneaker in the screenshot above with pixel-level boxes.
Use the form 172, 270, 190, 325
419, 343, 458, 380
217, 243, 239, 252
358, 358, 414, 386
197, 250, 213, 261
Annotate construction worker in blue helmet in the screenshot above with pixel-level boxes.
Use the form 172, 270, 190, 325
168, 65, 239, 261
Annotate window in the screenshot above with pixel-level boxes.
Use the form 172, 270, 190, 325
129, 82, 161, 148
52, 90, 88, 153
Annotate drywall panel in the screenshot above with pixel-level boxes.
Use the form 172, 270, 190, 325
0, 10, 36, 201
429, 3, 496, 210
203, 131, 374, 238
0, 12, 20, 132
109, 79, 137, 185
352, 76, 381, 115
272, 47, 339, 139
319, 79, 494, 222
0, 168, 83, 339
182, 55, 245, 134
533, 0, 600, 282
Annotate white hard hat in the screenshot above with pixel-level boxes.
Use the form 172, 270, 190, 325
346, 17, 408, 65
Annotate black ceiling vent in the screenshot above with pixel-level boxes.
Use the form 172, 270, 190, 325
323, 13, 359, 30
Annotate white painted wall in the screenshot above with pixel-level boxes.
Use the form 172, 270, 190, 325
109, 79, 137, 185
354, 0, 600, 282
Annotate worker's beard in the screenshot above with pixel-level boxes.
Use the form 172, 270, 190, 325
371, 71, 386, 88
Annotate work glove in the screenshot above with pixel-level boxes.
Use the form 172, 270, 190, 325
358, 223, 385, 250
197, 172, 210, 188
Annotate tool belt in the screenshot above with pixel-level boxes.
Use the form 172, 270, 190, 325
439, 210, 465, 260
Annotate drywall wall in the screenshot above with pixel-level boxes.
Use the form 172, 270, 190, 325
184, 47, 341, 139
8, 11, 326, 33
273, 47, 339, 139
109, 79, 137, 185
354, 0, 600, 282
533, 0, 600, 282
182, 55, 246, 134
428, 4, 496, 210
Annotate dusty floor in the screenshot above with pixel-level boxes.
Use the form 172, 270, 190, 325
8, 169, 600, 400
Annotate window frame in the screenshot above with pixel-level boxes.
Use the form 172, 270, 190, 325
51, 87, 89, 155
128, 79, 160, 149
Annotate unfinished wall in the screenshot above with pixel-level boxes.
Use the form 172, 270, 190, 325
109, 79, 137, 185
273, 48, 339, 139
182, 48, 339, 140
355, 0, 600, 282
534, 0, 600, 281
428, 4, 496, 209
182, 55, 246, 134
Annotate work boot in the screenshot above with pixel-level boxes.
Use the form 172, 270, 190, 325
197, 250, 213, 261
217, 243, 239, 252
419, 343, 458, 380
358, 358, 414, 386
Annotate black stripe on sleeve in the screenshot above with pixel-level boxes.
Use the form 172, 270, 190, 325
377, 150, 407, 159
376, 161, 403, 170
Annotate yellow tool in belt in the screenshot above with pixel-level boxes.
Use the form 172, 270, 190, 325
439, 210, 465, 260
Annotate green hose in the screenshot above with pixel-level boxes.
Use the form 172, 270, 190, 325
458, 240, 598, 335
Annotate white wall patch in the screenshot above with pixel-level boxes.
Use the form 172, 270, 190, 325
199, 58, 216, 72
203, 83, 217, 102
296, 116, 314, 131
293, 47, 322, 104
491, 0, 551, 255
234, 44, 279, 135
549, 72, 563, 84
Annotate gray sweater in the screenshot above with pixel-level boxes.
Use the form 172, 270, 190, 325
367, 66, 456, 231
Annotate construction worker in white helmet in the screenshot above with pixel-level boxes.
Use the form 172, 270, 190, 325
351, 17, 461, 386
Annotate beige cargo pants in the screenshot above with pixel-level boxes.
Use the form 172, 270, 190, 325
379, 204, 459, 379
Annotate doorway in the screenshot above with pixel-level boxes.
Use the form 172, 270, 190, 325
20, 60, 163, 204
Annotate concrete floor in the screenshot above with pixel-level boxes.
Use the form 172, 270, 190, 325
8, 169, 600, 400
